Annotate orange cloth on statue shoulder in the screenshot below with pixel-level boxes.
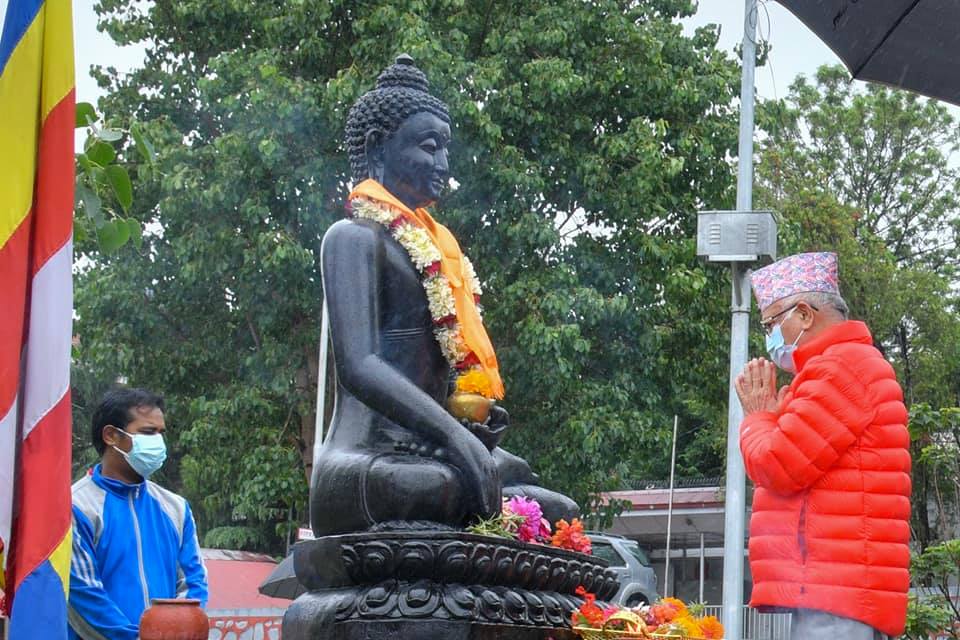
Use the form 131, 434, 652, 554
349, 179, 505, 399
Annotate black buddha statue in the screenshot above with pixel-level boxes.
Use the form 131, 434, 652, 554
311, 54, 578, 538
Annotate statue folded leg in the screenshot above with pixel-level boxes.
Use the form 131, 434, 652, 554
494, 448, 580, 525
311, 446, 468, 536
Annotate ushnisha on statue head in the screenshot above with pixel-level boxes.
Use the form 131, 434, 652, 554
345, 54, 452, 210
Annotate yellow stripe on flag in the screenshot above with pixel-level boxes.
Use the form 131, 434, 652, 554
41, 0, 74, 120
49, 527, 72, 599
0, 16, 42, 248
0, 0, 75, 250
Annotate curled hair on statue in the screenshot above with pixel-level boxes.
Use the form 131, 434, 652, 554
345, 54, 450, 182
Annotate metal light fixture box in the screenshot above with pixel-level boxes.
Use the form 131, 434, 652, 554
696, 210, 777, 263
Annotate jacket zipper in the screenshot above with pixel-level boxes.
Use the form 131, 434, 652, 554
129, 490, 151, 609
798, 497, 807, 594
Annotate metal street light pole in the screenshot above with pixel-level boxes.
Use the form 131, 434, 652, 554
722, 2, 758, 639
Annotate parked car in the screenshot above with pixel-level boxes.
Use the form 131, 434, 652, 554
587, 533, 659, 607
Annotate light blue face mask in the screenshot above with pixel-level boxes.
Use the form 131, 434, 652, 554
765, 308, 805, 374
112, 429, 167, 478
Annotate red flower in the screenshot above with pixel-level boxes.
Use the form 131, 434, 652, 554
650, 603, 679, 624
455, 352, 481, 370
572, 586, 604, 628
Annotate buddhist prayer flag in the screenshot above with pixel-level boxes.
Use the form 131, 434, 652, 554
0, 0, 75, 637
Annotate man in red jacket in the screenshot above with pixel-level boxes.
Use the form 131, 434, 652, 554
735, 252, 911, 640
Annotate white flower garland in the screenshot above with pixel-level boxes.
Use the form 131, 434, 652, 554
350, 197, 485, 381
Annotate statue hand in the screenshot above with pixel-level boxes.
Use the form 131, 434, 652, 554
448, 433, 500, 519
461, 417, 507, 452
461, 405, 508, 451
488, 405, 509, 430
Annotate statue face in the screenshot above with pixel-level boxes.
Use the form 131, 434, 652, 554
379, 111, 450, 209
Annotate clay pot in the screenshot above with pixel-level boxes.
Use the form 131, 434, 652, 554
448, 392, 493, 424
139, 598, 209, 640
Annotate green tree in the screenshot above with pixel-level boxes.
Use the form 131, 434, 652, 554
756, 65, 960, 548
74, 102, 154, 253
74, 0, 744, 549
904, 539, 960, 640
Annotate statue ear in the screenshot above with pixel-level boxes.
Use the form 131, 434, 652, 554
365, 129, 385, 182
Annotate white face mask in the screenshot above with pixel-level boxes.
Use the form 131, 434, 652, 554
112, 429, 167, 478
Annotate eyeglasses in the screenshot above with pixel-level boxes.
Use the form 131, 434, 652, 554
759, 302, 818, 335
759, 305, 797, 335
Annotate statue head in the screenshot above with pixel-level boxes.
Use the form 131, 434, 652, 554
346, 54, 451, 209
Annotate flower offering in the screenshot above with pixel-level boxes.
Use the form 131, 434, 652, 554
572, 591, 725, 639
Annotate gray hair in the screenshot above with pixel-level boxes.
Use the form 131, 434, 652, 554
782, 291, 849, 320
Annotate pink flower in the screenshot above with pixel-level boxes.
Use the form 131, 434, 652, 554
539, 517, 552, 539
505, 496, 545, 543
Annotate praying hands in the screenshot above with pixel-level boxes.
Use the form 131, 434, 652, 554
735, 358, 787, 415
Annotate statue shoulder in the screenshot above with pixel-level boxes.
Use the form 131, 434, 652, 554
321, 217, 387, 257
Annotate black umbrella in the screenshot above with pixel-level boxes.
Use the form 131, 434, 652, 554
774, 0, 960, 106
258, 552, 305, 600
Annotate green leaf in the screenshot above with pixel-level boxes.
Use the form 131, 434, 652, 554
86, 141, 116, 166
126, 218, 143, 250
258, 138, 277, 157
75, 153, 94, 174
130, 123, 156, 164
96, 219, 130, 253
75, 184, 103, 225
105, 165, 133, 212
97, 128, 123, 142
75, 102, 96, 128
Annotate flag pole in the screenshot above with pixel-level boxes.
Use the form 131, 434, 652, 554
663, 414, 678, 597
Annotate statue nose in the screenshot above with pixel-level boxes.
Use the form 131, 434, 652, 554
435, 148, 449, 175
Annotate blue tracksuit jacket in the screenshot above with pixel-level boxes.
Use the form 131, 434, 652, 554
67, 465, 208, 639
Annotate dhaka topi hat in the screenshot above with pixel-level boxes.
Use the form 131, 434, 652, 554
750, 252, 839, 312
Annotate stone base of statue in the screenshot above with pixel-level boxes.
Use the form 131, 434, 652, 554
281, 530, 619, 639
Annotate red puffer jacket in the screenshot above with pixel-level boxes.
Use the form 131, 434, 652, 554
740, 321, 911, 637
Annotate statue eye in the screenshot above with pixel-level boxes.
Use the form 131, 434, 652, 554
419, 139, 438, 153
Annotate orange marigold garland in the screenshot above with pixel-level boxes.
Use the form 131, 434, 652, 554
454, 367, 494, 397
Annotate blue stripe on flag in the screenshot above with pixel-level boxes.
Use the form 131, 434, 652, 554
9, 558, 68, 640
0, 0, 45, 76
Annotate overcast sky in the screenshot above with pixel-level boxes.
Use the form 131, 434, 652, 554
0, 0, 844, 106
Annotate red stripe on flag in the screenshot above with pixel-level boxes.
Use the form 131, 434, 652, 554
30, 87, 74, 277
10, 390, 72, 593
0, 216, 31, 414
0, 89, 73, 415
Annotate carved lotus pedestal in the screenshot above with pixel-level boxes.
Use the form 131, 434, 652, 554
281, 530, 619, 640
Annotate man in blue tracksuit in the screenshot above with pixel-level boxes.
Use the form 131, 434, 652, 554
68, 388, 208, 640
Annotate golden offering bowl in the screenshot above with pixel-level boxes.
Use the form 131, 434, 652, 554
447, 392, 493, 424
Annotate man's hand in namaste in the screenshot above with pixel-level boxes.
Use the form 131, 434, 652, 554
735, 358, 786, 415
